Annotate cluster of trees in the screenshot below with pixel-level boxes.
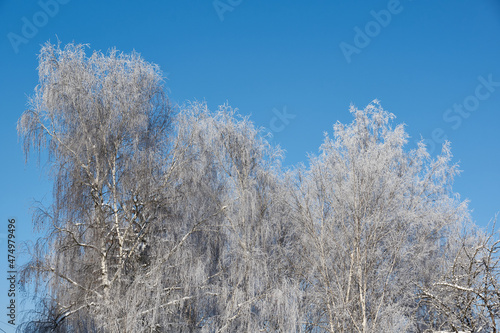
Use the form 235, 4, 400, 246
18, 42, 500, 332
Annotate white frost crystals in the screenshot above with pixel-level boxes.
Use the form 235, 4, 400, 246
17, 42, 499, 332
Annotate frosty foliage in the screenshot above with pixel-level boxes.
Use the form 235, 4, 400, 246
17, 42, 500, 332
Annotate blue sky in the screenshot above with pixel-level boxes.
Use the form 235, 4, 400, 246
1, 1, 500, 331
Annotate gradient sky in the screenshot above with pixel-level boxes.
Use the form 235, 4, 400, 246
1, 1, 500, 331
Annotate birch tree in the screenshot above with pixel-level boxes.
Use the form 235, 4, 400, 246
18, 41, 173, 331
288, 101, 471, 332
18, 41, 294, 331
161, 102, 300, 332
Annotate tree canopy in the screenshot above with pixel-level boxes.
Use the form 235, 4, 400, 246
18, 42, 500, 333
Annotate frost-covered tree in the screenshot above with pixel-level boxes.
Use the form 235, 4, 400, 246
146, 102, 298, 332
18, 41, 174, 331
419, 219, 500, 333
18, 42, 293, 332
287, 101, 471, 332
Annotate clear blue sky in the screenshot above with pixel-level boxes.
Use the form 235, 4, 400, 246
1, 1, 500, 331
